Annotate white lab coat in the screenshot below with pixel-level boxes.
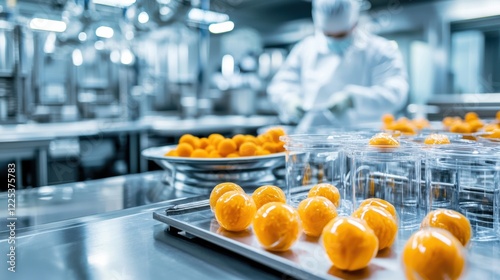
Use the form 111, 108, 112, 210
267, 30, 409, 125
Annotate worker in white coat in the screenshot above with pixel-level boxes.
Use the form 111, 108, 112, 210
267, 0, 409, 129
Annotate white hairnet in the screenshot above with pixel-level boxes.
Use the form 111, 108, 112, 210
312, 0, 360, 34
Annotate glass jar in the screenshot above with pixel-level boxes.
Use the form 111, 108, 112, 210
345, 140, 424, 229
425, 144, 500, 241
281, 133, 368, 215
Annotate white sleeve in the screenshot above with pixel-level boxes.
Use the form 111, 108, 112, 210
267, 41, 305, 109
345, 45, 409, 119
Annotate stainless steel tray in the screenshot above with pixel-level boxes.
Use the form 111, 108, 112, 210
153, 196, 500, 280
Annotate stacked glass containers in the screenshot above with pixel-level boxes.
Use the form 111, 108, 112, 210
281, 134, 367, 215
345, 139, 424, 229
425, 144, 500, 241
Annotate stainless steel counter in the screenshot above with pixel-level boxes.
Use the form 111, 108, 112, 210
0, 171, 284, 279
0, 171, 192, 231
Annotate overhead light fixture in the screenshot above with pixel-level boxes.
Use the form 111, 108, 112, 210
43, 32, 57, 53
72, 49, 83, 66
95, 26, 114, 38
208, 21, 234, 34
138, 12, 149, 24
78, 32, 87, 42
188, 8, 229, 24
30, 18, 67, 33
93, 0, 136, 8
120, 49, 135, 65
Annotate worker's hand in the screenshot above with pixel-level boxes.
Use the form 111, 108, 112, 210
281, 97, 305, 124
327, 92, 353, 116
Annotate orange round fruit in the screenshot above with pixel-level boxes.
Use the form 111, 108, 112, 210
239, 142, 258, 157
252, 202, 300, 251
191, 149, 209, 158
165, 149, 178, 157
208, 133, 225, 147
179, 134, 200, 149
217, 139, 237, 157
402, 228, 465, 280
214, 191, 256, 232
176, 143, 194, 157
382, 113, 395, 124
450, 122, 471, 134
424, 134, 451, 145
297, 196, 338, 237
352, 206, 398, 250
390, 122, 417, 135
251, 185, 286, 210
420, 209, 472, 246
464, 112, 479, 122
496, 111, 500, 120
308, 183, 341, 207
266, 127, 286, 143
368, 133, 400, 146
209, 182, 244, 211
208, 151, 222, 158
255, 148, 271, 156
322, 217, 378, 271
358, 198, 398, 221
199, 138, 210, 149
232, 134, 246, 148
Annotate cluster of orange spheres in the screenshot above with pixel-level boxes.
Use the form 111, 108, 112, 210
442, 111, 500, 137
381, 114, 430, 135
165, 128, 286, 158
403, 209, 471, 280
210, 182, 473, 278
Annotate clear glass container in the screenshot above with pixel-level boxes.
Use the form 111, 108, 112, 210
425, 144, 500, 241
345, 140, 424, 229
281, 133, 368, 215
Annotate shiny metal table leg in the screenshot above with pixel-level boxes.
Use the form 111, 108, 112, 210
36, 148, 48, 186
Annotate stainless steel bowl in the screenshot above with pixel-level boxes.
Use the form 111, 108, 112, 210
142, 145, 286, 194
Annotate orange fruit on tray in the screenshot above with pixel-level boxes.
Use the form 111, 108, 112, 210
358, 198, 398, 221
217, 139, 237, 157
214, 191, 256, 232
424, 134, 451, 145
308, 183, 341, 208
239, 142, 258, 157
497, 110, 500, 120
322, 217, 378, 271
179, 134, 200, 149
191, 149, 209, 158
420, 209, 472, 246
251, 185, 286, 210
352, 206, 398, 250
209, 182, 244, 211
176, 143, 194, 157
464, 112, 479, 122
402, 228, 466, 280
450, 122, 472, 134
252, 202, 300, 251
298, 196, 338, 237
368, 133, 400, 146
382, 113, 395, 124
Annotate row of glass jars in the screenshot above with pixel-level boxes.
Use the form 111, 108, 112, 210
281, 132, 500, 241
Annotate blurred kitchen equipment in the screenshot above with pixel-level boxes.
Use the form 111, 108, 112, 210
0, 12, 31, 124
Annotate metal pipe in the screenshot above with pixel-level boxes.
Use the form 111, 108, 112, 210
195, 0, 212, 117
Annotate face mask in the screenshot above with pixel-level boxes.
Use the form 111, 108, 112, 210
325, 34, 354, 55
